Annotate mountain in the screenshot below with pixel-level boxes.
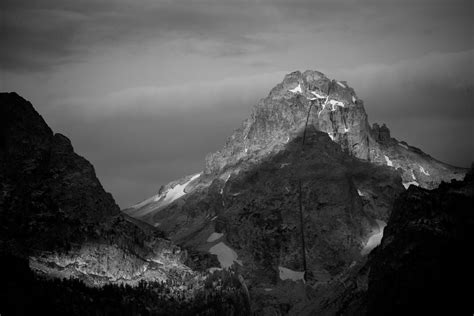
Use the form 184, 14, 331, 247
298, 166, 474, 315
123, 70, 466, 313
126, 70, 465, 225
1, 68, 468, 314
0, 92, 249, 315
0, 92, 190, 285
204, 70, 464, 188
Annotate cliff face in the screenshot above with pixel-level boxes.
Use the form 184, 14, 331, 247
205, 70, 372, 174
204, 70, 465, 188
366, 169, 474, 315
0, 92, 191, 286
297, 169, 474, 316
123, 70, 467, 313
125, 130, 404, 313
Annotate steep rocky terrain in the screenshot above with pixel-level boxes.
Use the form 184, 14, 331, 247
204, 70, 465, 188
0, 92, 192, 286
124, 70, 467, 313
126, 70, 465, 227
0, 93, 250, 315
297, 167, 474, 315
365, 168, 474, 315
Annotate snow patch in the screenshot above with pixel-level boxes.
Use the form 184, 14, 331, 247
280, 163, 290, 168
361, 220, 386, 255
398, 142, 409, 150
328, 99, 345, 110
337, 81, 346, 88
410, 169, 416, 180
207, 232, 224, 243
403, 181, 419, 189
357, 189, 365, 197
264, 288, 273, 292
328, 133, 335, 141
384, 155, 393, 167
163, 173, 201, 204
289, 84, 302, 94
419, 165, 430, 176
344, 127, 350, 133
311, 91, 327, 99
279, 266, 305, 282
352, 96, 357, 103
244, 148, 248, 153
209, 242, 242, 269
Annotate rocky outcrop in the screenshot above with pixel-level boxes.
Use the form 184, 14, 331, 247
124, 70, 467, 313
203, 70, 464, 188
204, 70, 372, 174
297, 168, 474, 315
0, 92, 193, 285
127, 70, 465, 230
125, 128, 404, 314
370, 123, 392, 143
366, 168, 474, 315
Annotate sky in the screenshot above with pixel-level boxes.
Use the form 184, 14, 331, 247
1, 0, 473, 208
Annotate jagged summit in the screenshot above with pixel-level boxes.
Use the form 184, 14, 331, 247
126, 70, 465, 224
122, 70, 466, 313
205, 70, 368, 174
203, 70, 464, 187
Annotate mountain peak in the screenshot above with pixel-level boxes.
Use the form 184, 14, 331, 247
203, 70, 464, 187
204, 70, 368, 175
128, 69, 465, 225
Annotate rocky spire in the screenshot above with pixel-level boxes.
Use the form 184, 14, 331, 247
205, 70, 373, 175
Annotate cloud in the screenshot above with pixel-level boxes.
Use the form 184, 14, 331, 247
43, 72, 286, 207
1, 0, 281, 72
3, 0, 472, 207
4, 0, 471, 72
49, 71, 287, 119
337, 49, 474, 121
334, 50, 474, 168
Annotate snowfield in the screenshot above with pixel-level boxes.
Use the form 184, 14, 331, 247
403, 181, 419, 189
289, 84, 302, 94
209, 242, 242, 268
311, 91, 327, 99
278, 266, 305, 282
419, 165, 430, 176
163, 173, 201, 204
398, 142, 409, 150
207, 232, 224, 243
361, 219, 387, 255
384, 155, 393, 167
328, 99, 345, 110
337, 81, 346, 88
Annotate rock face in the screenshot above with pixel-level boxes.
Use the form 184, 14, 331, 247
124, 70, 467, 313
366, 169, 474, 315
204, 70, 465, 188
299, 168, 474, 315
126, 70, 464, 226
124, 130, 404, 313
0, 92, 191, 286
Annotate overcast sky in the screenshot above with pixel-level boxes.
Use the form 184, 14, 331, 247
1, 0, 473, 208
